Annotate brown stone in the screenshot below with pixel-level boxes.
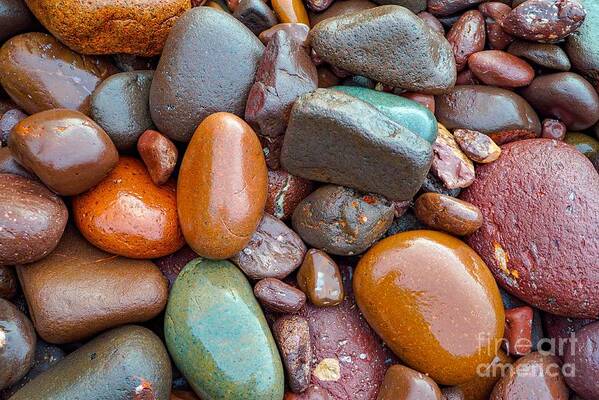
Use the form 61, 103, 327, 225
233, 0, 278, 35
417, 11, 445, 36
73, 157, 185, 259
456, 69, 480, 85
490, 352, 569, 399
272, 0, 309, 24
273, 315, 312, 393
431, 124, 476, 189
17, 226, 168, 344
9, 109, 119, 196
297, 249, 344, 307
245, 30, 317, 138
0, 108, 26, 147
137, 129, 178, 186
0, 174, 67, 266
232, 213, 307, 280
153, 246, 198, 289
400, 92, 435, 113
0, 32, 116, 115
354, 230, 505, 385
500, 0, 586, 43
0, 266, 16, 299
254, 278, 307, 313
504, 306, 533, 356
453, 128, 501, 163
306, 0, 333, 12
449, 349, 513, 400
0, 299, 36, 390
25, 0, 191, 56
480, 2, 515, 50
266, 169, 314, 220
260, 134, 285, 170
377, 365, 442, 400
541, 119, 567, 140
309, 0, 375, 26
414, 192, 483, 236
468, 50, 535, 88
177, 112, 267, 259
428, 0, 485, 16
259, 23, 310, 46
446, 10, 486, 71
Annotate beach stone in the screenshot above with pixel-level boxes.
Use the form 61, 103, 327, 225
90, 70, 154, 151
453, 128, 502, 163
178, 112, 267, 259
164, 258, 284, 400
259, 23, 310, 46
272, 0, 309, 24
377, 365, 442, 400
419, 172, 461, 197
73, 157, 185, 259
332, 86, 438, 143
468, 50, 535, 88
309, 5, 456, 93
281, 89, 432, 201
292, 185, 394, 256
431, 124, 475, 190
245, 30, 317, 138
566, 0, 599, 89
254, 278, 307, 313
309, 0, 375, 25
273, 315, 312, 393
436, 85, 541, 136
504, 306, 534, 356
0, 0, 37, 42
0, 148, 31, 178
266, 169, 314, 220
137, 129, 178, 186
234, 0, 278, 35
0, 266, 16, 299
17, 226, 168, 344
542, 119, 567, 140
428, 0, 485, 16
370, 0, 424, 12
9, 109, 119, 196
150, 7, 263, 142
564, 132, 599, 161
0, 174, 67, 266
507, 40, 571, 71
0, 299, 35, 390
521, 72, 599, 131
232, 213, 306, 280
0, 32, 116, 115
0, 108, 26, 147
461, 139, 599, 317
354, 230, 505, 385
490, 352, 569, 400
414, 192, 483, 236
9, 325, 172, 400
297, 249, 344, 307
563, 322, 599, 399
500, 0, 586, 43
446, 10, 486, 71
24, 0, 190, 56
480, 2, 515, 50
112, 53, 158, 72
153, 246, 198, 289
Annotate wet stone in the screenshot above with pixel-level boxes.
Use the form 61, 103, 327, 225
137, 129, 178, 186
234, 0, 278, 35
507, 40, 572, 71
254, 278, 307, 313
541, 118, 567, 140
273, 315, 312, 393
414, 192, 483, 236
0, 266, 16, 299
431, 124, 476, 190
266, 169, 314, 220
297, 248, 344, 307
446, 10, 486, 72
453, 128, 501, 163
504, 306, 534, 356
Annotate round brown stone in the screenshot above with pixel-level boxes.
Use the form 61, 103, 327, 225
461, 139, 599, 317
414, 192, 483, 236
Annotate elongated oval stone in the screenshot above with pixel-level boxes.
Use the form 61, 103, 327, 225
332, 85, 437, 143
164, 259, 284, 400
9, 325, 172, 400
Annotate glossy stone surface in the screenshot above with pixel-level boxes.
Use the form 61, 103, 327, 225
137, 129, 178, 185
272, 0, 309, 24
461, 139, 599, 317
414, 192, 483, 236
0, 32, 115, 115
150, 7, 264, 142
254, 278, 306, 313
25, 0, 190, 56
0, 298, 35, 390
468, 50, 535, 88
0, 174, 67, 266
446, 10, 486, 71
428, 0, 484, 16
17, 226, 168, 344
563, 322, 599, 399
521, 72, 599, 131
153, 246, 198, 289
232, 213, 306, 280
436, 85, 541, 136
564, 132, 599, 160
332, 86, 438, 143
566, 0, 599, 90
292, 185, 394, 256
90, 70, 154, 151
541, 119, 567, 140
9, 325, 172, 400
266, 169, 314, 220
0, 0, 36, 42
507, 40, 571, 71
297, 249, 344, 307
0, 266, 16, 299
281, 89, 432, 201
245, 29, 317, 138
309, 5, 456, 93
164, 258, 284, 400
178, 113, 267, 259
479, 2, 514, 50
9, 109, 119, 196
377, 365, 442, 400
504, 306, 533, 356
490, 352, 568, 400
354, 230, 505, 385
73, 157, 185, 259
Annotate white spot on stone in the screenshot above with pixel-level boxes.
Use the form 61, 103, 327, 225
313, 358, 341, 381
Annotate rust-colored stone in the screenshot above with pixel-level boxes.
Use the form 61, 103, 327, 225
468, 50, 535, 88
504, 306, 533, 356
297, 249, 344, 307
254, 278, 307, 313
137, 129, 178, 186
272, 0, 309, 24
273, 315, 312, 393
377, 365, 442, 400
446, 10, 486, 71
266, 169, 314, 220
414, 192, 483, 236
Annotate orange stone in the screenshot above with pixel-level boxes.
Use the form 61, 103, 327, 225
73, 156, 185, 258
272, 0, 309, 25
177, 112, 267, 259
377, 364, 442, 400
354, 230, 505, 385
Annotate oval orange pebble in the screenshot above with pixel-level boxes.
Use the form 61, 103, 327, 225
177, 112, 268, 260
353, 230, 505, 386
73, 156, 185, 258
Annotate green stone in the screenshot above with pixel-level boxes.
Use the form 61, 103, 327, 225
564, 132, 599, 160
332, 85, 438, 143
164, 259, 284, 400
9, 325, 172, 400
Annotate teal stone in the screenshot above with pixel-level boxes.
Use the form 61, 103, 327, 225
332, 85, 438, 143
164, 258, 284, 400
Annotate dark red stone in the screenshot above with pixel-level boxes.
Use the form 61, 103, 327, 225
504, 306, 534, 356
153, 246, 198, 289
266, 169, 314, 220
461, 139, 599, 318
479, 2, 514, 50
541, 119, 567, 140
446, 10, 486, 71
542, 313, 595, 357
